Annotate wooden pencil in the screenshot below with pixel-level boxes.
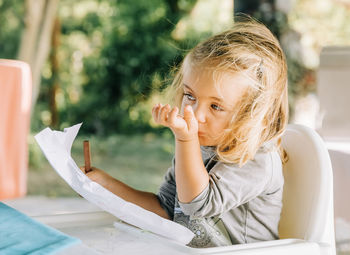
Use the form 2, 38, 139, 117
84, 140, 91, 173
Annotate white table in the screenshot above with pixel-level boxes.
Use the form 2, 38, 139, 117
4, 196, 322, 255
4, 196, 191, 255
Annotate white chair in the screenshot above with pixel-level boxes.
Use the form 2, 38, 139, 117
278, 124, 336, 254
317, 46, 350, 252
188, 124, 336, 254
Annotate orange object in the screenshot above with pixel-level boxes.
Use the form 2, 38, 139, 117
0, 59, 32, 200
83, 140, 91, 173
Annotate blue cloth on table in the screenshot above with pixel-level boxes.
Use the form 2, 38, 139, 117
0, 202, 80, 255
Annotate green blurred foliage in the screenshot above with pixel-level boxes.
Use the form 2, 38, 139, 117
2, 0, 349, 137
58, 0, 198, 135
0, 0, 24, 58
28, 132, 175, 196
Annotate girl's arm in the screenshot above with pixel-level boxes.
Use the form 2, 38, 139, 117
84, 168, 170, 219
152, 104, 209, 203
174, 138, 209, 203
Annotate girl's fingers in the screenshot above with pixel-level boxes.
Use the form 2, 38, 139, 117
159, 104, 170, 124
79, 166, 86, 174
153, 103, 163, 122
152, 104, 160, 122
168, 106, 179, 125
156, 104, 164, 122
183, 105, 194, 121
152, 104, 182, 128
183, 105, 197, 131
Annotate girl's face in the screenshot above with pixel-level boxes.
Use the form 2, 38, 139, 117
181, 64, 249, 146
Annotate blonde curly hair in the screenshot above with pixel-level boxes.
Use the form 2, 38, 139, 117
169, 19, 288, 167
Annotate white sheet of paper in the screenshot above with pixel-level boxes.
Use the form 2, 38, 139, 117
35, 123, 194, 245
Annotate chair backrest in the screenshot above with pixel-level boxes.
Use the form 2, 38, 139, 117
0, 59, 32, 200
317, 46, 350, 140
278, 124, 335, 249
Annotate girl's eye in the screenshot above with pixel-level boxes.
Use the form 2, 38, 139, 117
211, 104, 224, 111
184, 93, 196, 101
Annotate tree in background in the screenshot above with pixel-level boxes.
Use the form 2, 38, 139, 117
0, 0, 233, 135
17, 0, 60, 109
57, 0, 232, 135
2, 0, 349, 135
66, 0, 193, 134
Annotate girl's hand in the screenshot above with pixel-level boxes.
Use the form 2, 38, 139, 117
152, 104, 198, 142
80, 166, 113, 188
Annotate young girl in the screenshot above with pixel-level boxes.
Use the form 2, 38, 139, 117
85, 19, 288, 248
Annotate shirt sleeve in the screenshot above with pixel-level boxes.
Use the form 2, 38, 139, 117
156, 158, 176, 220
178, 151, 274, 218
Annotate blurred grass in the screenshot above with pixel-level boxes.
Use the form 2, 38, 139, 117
28, 131, 175, 197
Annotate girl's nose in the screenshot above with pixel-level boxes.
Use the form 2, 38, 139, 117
192, 104, 206, 123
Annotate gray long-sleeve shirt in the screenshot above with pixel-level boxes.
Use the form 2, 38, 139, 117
157, 142, 284, 248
